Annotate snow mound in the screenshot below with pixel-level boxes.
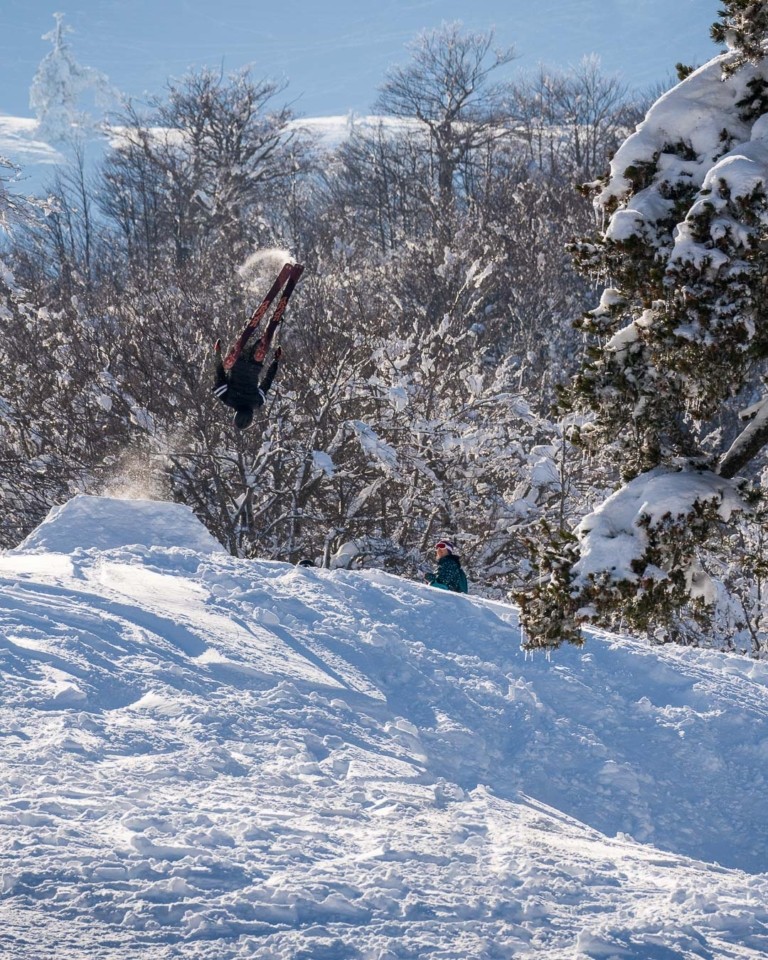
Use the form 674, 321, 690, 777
12, 494, 225, 555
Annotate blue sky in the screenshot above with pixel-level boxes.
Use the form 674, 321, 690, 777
2, 0, 721, 119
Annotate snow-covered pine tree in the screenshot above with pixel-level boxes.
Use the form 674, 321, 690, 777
521, 3, 768, 648
711, 0, 768, 76
30, 12, 115, 143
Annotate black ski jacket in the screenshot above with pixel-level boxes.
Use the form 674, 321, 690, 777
212, 354, 280, 412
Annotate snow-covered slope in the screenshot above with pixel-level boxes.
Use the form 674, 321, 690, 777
0, 114, 64, 197
0, 114, 62, 168
0, 112, 380, 198
1, 495, 767, 959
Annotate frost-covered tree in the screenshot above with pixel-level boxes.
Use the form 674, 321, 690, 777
509, 58, 638, 181
0, 163, 66, 544
0, 155, 27, 232
521, 5, 768, 648
375, 21, 516, 242
101, 68, 305, 269
0, 253, 128, 546
30, 13, 115, 143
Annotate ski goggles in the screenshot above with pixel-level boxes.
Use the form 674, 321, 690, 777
435, 542, 453, 551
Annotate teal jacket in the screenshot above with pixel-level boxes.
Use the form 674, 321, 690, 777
427, 555, 468, 594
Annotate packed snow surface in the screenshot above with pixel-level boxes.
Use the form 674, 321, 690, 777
1, 495, 767, 959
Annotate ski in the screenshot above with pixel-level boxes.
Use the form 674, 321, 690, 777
223, 262, 294, 371
252, 263, 305, 362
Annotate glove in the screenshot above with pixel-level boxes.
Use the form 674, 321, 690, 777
214, 338, 222, 354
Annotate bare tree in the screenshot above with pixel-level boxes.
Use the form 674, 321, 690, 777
100, 68, 306, 269
510, 58, 638, 180
375, 22, 517, 234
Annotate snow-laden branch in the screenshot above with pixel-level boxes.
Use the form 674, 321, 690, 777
718, 395, 768, 479
575, 465, 748, 607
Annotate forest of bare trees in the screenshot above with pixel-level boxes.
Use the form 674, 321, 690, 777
3, 20, 767, 655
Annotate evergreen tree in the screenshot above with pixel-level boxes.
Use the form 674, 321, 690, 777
711, 0, 768, 76
520, 6, 768, 648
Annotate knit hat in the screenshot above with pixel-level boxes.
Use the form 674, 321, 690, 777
234, 407, 254, 430
435, 539, 456, 554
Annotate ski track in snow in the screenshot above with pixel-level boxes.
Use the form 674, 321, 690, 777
0, 495, 767, 959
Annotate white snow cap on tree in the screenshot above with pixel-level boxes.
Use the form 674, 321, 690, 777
574, 465, 746, 594
30, 12, 116, 143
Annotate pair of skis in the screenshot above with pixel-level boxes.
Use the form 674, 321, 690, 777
223, 262, 305, 371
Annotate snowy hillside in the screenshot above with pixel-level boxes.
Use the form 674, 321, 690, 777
0, 114, 63, 196
1, 495, 767, 959
0, 112, 385, 198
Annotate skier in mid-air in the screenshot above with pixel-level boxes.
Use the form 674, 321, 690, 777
212, 262, 303, 431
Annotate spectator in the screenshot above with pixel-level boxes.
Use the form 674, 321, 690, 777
426, 539, 468, 594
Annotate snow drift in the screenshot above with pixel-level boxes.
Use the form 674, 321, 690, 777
1, 495, 767, 959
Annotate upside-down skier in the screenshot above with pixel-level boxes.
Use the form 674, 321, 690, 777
212, 262, 303, 431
